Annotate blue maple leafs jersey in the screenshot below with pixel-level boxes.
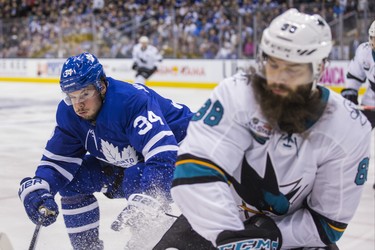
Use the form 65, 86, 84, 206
171, 73, 372, 248
35, 77, 193, 195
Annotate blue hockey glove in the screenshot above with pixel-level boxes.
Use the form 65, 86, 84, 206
18, 177, 59, 226
341, 88, 358, 105
216, 214, 282, 250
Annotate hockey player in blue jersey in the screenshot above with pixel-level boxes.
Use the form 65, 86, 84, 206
18, 52, 193, 249
154, 9, 372, 250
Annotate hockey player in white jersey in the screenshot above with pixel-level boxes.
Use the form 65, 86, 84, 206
132, 36, 162, 85
154, 9, 372, 250
341, 20, 375, 128
17, 52, 193, 249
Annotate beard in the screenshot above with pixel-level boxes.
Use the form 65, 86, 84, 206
252, 74, 323, 134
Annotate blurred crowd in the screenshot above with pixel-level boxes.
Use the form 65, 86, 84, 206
0, 0, 373, 59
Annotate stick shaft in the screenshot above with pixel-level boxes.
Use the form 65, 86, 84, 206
28, 208, 46, 250
28, 223, 42, 250
356, 105, 375, 111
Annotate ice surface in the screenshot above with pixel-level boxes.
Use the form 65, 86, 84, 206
0, 82, 373, 249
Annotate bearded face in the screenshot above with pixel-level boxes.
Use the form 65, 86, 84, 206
252, 74, 323, 134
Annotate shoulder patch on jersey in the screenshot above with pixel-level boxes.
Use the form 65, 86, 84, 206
247, 117, 273, 144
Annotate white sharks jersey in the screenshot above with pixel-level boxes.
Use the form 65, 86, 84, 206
346, 42, 375, 107
171, 73, 372, 249
132, 43, 162, 70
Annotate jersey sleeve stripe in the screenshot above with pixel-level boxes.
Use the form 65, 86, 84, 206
43, 149, 83, 165
142, 130, 174, 156
145, 145, 178, 161
176, 159, 226, 178
327, 223, 346, 232
172, 156, 229, 187
39, 160, 74, 181
307, 206, 347, 244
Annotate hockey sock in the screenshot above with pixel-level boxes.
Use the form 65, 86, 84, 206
61, 194, 103, 250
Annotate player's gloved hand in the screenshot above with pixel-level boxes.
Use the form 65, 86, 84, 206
18, 177, 59, 226
216, 214, 282, 250
341, 88, 358, 105
132, 62, 139, 71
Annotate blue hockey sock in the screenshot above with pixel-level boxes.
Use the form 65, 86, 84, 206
61, 194, 103, 250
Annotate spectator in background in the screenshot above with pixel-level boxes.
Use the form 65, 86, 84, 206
349, 30, 361, 58
215, 41, 235, 59
0, 0, 365, 59
92, 0, 104, 15
243, 35, 255, 58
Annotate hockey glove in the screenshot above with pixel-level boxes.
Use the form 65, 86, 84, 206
216, 214, 282, 250
132, 62, 139, 71
341, 88, 358, 105
18, 177, 59, 226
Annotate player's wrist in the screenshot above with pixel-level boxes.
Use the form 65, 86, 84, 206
18, 177, 51, 202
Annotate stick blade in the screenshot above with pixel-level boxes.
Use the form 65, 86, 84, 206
0, 232, 14, 250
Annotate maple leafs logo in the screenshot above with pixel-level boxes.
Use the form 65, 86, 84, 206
100, 139, 139, 168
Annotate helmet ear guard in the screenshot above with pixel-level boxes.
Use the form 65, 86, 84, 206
60, 52, 106, 93
258, 9, 333, 89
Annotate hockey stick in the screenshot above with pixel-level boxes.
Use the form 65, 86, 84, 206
0, 232, 14, 250
356, 105, 375, 111
28, 208, 46, 250
164, 212, 179, 219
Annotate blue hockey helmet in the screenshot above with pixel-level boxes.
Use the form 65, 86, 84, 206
60, 52, 106, 93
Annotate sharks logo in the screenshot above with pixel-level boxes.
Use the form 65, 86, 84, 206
231, 153, 303, 215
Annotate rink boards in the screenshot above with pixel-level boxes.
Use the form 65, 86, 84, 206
0, 58, 367, 94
